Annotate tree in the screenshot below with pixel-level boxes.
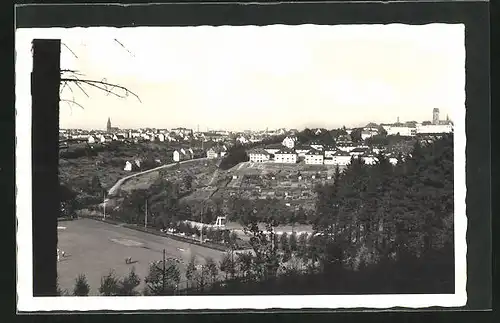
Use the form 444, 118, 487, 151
289, 232, 298, 253
350, 128, 363, 143
73, 274, 90, 296
195, 265, 211, 292
219, 253, 235, 280
185, 255, 197, 289
117, 267, 141, 296
144, 259, 181, 295
280, 233, 291, 263
99, 270, 119, 296
91, 175, 103, 196
183, 174, 193, 192
205, 257, 219, 285
237, 252, 254, 279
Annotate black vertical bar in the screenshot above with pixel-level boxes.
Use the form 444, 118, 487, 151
31, 39, 60, 296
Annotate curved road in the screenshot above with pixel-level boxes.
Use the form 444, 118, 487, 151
106, 157, 208, 197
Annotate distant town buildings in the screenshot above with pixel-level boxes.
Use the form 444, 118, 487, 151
304, 150, 324, 165
248, 148, 271, 163
274, 148, 298, 164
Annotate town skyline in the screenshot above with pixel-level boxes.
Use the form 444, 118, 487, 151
61, 109, 453, 132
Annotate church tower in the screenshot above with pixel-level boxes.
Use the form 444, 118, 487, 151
107, 117, 112, 132
432, 108, 440, 125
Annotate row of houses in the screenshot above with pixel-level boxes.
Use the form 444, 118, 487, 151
123, 148, 201, 172
247, 146, 398, 166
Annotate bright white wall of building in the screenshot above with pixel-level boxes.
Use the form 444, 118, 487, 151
249, 153, 270, 163
305, 154, 324, 165
384, 126, 417, 137
274, 153, 297, 164
416, 124, 453, 134
173, 151, 180, 162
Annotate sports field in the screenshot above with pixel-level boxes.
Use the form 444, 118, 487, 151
57, 218, 226, 295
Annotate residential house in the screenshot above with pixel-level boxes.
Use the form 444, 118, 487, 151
274, 148, 297, 164
361, 155, 377, 165
264, 144, 283, 155
324, 147, 337, 158
173, 150, 181, 162
416, 124, 453, 135
124, 159, 141, 172
172, 127, 193, 137
248, 148, 271, 163
305, 151, 324, 165
282, 136, 297, 149
88, 135, 97, 144
336, 143, 356, 152
309, 141, 324, 151
295, 145, 312, 158
383, 125, 417, 137
350, 147, 370, 156
324, 151, 351, 166
361, 129, 378, 140
237, 135, 249, 144
207, 147, 221, 159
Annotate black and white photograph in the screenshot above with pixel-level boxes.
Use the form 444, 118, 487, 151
15, 2, 485, 312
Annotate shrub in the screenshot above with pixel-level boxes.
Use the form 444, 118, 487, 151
73, 274, 90, 296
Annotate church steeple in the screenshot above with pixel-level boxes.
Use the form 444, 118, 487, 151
107, 117, 112, 132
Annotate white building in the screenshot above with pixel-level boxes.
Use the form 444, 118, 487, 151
282, 136, 297, 149
350, 147, 370, 156
362, 155, 377, 165
264, 145, 283, 155
295, 146, 312, 158
383, 125, 417, 137
173, 150, 181, 162
416, 124, 453, 134
237, 135, 249, 144
305, 151, 324, 165
337, 143, 356, 152
124, 161, 133, 171
324, 148, 337, 158
274, 149, 297, 164
309, 142, 324, 151
207, 147, 220, 159
248, 148, 271, 163
361, 129, 378, 140
325, 151, 352, 166
88, 135, 96, 144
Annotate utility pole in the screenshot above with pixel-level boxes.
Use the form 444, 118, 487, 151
144, 198, 148, 228
200, 204, 203, 243
103, 191, 106, 220
162, 249, 166, 294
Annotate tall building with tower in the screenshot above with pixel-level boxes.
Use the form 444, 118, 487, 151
106, 117, 112, 132
433, 108, 440, 125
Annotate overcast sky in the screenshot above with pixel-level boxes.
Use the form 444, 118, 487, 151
18, 24, 465, 131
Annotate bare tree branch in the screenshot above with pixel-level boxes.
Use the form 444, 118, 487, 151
73, 81, 90, 98
62, 43, 78, 59
61, 78, 142, 103
61, 99, 85, 110
114, 38, 135, 57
